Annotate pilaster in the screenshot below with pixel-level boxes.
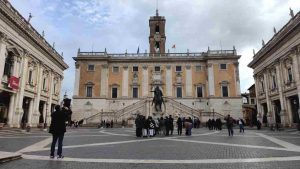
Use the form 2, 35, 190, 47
165, 65, 172, 97
207, 63, 215, 96
100, 64, 108, 97
142, 65, 149, 97
185, 65, 192, 97
0, 32, 8, 82
122, 65, 129, 97
74, 63, 80, 96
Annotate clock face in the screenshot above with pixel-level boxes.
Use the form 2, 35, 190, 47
154, 34, 161, 41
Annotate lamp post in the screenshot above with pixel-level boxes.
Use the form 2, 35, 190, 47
44, 102, 48, 129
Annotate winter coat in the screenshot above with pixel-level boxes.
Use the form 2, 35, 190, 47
49, 109, 68, 135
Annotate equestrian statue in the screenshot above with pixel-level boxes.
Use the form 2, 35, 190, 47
151, 86, 165, 112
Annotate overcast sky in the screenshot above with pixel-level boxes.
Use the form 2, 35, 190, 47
9, 0, 300, 99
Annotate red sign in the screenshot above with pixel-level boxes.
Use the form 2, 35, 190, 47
8, 76, 19, 90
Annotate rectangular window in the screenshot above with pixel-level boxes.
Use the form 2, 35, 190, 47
251, 99, 255, 104
176, 87, 182, 98
112, 87, 118, 98
133, 87, 138, 98
176, 66, 182, 72
133, 66, 138, 72
88, 65, 95, 71
86, 86, 93, 97
288, 67, 293, 82
155, 66, 160, 72
222, 86, 228, 97
261, 82, 264, 92
197, 86, 203, 98
272, 75, 277, 89
28, 70, 33, 83
43, 78, 46, 90
53, 83, 56, 94
220, 64, 227, 70
113, 66, 119, 73
195, 65, 201, 71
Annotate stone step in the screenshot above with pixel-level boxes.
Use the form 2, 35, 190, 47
0, 151, 21, 164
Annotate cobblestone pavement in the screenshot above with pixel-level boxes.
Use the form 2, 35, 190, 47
0, 127, 300, 169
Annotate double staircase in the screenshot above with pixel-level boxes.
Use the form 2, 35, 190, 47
83, 97, 225, 125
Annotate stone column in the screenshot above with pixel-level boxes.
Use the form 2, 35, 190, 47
0, 32, 8, 82
73, 63, 80, 96
33, 64, 44, 121
122, 66, 129, 97
234, 62, 241, 96
207, 63, 215, 96
48, 72, 54, 112
264, 72, 273, 125
15, 52, 29, 127
292, 51, 300, 119
100, 64, 108, 97
276, 62, 287, 126
27, 99, 34, 126
7, 94, 16, 127
254, 75, 262, 121
142, 65, 149, 97
165, 65, 172, 97
185, 65, 192, 97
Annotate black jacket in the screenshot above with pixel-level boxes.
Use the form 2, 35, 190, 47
49, 109, 68, 135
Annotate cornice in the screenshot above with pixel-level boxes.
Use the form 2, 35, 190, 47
249, 11, 300, 68
0, 0, 68, 70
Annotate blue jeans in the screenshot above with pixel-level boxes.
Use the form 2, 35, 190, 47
227, 126, 234, 136
50, 134, 64, 156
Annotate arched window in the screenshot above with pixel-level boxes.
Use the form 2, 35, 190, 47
155, 25, 160, 33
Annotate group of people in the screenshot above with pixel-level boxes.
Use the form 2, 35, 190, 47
206, 118, 223, 130
135, 115, 197, 137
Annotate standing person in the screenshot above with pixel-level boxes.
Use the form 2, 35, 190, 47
257, 120, 261, 130
110, 120, 114, 128
165, 116, 170, 136
159, 117, 166, 136
176, 117, 182, 135
49, 105, 68, 159
224, 115, 234, 136
135, 115, 142, 137
148, 116, 155, 137
238, 118, 245, 133
169, 115, 174, 135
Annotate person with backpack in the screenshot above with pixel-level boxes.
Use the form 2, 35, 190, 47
224, 114, 234, 136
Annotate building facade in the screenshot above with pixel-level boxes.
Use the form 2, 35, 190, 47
72, 11, 242, 124
242, 84, 257, 126
248, 10, 300, 127
0, 0, 68, 128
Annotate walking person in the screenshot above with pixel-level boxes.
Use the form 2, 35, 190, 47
176, 117, 182, 135
238, 118, 245, 133
49, 105, 68, 159
169, 115, 174, 135
224, 115, 234, 136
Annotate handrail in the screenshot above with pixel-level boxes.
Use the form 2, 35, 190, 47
114, 98, 148, 118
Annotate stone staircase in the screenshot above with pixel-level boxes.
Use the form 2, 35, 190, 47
83, 97, 225, 126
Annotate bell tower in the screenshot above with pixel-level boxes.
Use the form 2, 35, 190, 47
149, 9, 166, 54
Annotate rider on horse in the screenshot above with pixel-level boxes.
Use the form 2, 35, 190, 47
151, 86, 164, 112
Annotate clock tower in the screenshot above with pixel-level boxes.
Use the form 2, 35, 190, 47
149, 10, 166, 54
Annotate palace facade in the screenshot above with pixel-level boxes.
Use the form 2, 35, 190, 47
0, 0, 68, 128
72, 11, 242, 124
248, 9, 300, 127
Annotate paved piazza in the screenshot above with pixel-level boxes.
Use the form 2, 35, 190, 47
0, 128, 300, 169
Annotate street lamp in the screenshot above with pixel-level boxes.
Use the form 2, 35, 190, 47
44, 102, 48, 129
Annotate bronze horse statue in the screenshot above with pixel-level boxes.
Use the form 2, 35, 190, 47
151, 86, 165, 112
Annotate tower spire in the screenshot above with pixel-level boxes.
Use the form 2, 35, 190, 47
156, 0, 159, 16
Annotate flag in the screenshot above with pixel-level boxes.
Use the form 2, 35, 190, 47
172, 44, 176, 48
137, 46, 140, 54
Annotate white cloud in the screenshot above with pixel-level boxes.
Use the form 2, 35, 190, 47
8, 0, 300, 99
